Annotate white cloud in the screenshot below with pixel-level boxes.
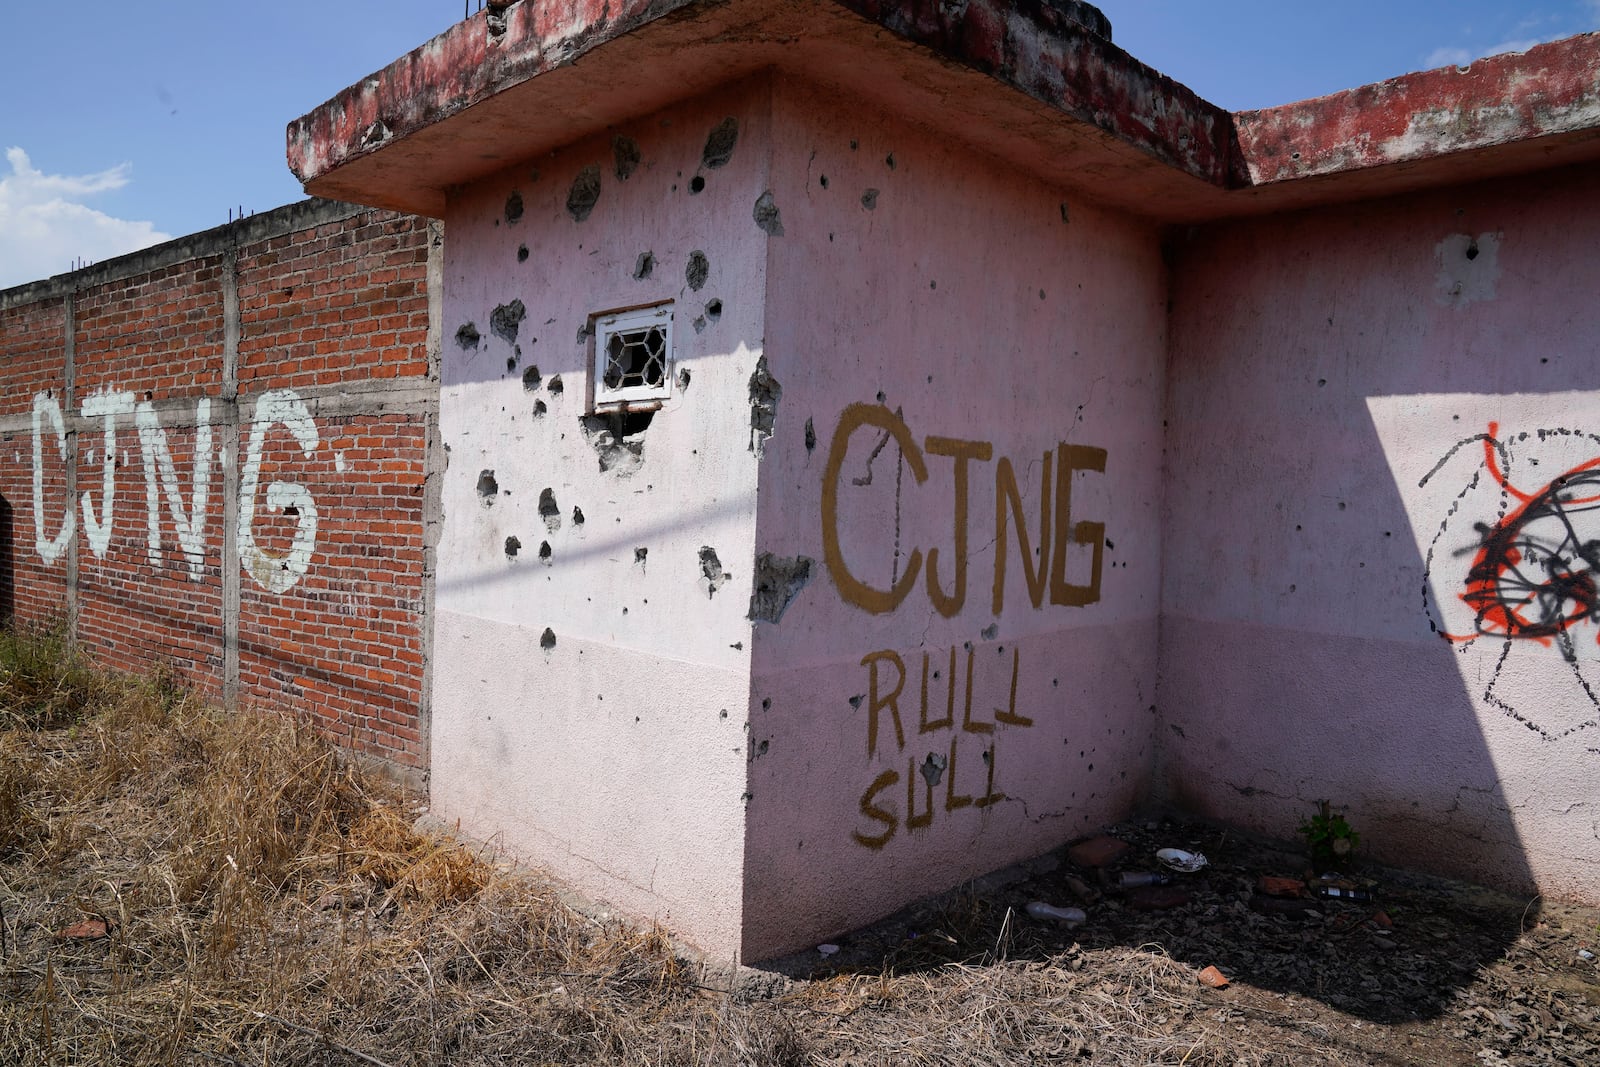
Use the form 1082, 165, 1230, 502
1424, 46, 1475, 67
0, 147, 171, 289
1425, 36, 1557, 69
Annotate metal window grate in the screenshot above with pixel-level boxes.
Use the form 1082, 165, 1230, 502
592, 303, 673, 408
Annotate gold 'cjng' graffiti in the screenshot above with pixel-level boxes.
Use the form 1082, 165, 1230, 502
820, 402, 1107, 617
850, 642, 1034, 849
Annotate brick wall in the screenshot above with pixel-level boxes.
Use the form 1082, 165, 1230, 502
0, 199, 440, 772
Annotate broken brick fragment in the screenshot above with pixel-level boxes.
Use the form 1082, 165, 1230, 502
57, 918, 109, 940
1256, 875, 1307, 898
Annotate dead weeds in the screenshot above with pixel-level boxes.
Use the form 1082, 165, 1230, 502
2, 622, 1597, 1065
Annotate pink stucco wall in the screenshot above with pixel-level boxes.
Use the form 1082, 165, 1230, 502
741, 77, 1169, 960
1161, 162, 1600, 902
430, 80, 777, 957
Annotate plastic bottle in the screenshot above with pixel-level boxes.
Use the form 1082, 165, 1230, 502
1024, 901, 1087, 925
1118, 871, 1173, 888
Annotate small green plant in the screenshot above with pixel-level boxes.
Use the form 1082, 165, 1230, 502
1299, 799, 1360, 873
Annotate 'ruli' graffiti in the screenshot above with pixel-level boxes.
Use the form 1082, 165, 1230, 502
1422, 421, 1600, 748
850, 642, 1033, 849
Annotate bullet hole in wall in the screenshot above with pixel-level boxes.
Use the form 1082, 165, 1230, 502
504, 535, 521, 558
693, 316, 707, 335
456, 322, 480, 350
538, 489, 561, 532
476, 470, 498, 503
748, 553, 812, 624
705, 298, 722, 322
613, 135, 641, 181
699, 546, 726, 597
523, 365, 542, 391
578, 409, 650, 475
539, 541, 552, 561
533, 399, 548, 418
753, 192, 784, 236
686, 250, 709, 291
633, 251, 655, 280
541, 628, 556, 650
572, 506, 585, 525
505, 192, 524, 224
676, 367, 692, 391
804, 417, 816, 453
506, 355, 517, 373
861, 188, 879, 211
517, 244, 529, 263
567, 165, 601, 222
980, 623, 999, 640
1060, 202, 1070, 223
819, 174, 829, 189
492, 299, 525, 345
748, 356, 782, 452
886, 153, 896, 169
702, 117, 739, 169
635, 547, 648, 565
548, 375, 564, 395
689, 176, 705, 195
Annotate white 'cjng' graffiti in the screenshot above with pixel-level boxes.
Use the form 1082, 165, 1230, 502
237, 391, 319, 594
32, 392, 73, 564
31, 387, 321, 594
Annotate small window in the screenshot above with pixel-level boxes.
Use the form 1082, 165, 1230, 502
592, 303, 673, 410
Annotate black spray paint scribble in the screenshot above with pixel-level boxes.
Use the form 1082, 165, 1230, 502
1420, 423, 1600, 752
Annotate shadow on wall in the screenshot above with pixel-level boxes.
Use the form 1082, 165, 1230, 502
1150, 163, 1600, 1015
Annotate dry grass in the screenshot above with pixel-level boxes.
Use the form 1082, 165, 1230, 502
0, 623, 1357, 1065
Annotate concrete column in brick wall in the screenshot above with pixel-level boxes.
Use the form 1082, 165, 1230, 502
221, 246, 242, 707
62, 291, 79, 635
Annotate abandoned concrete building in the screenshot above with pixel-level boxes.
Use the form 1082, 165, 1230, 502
3, 0, 1598, 963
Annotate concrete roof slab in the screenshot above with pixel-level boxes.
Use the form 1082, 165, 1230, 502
287, 2, 1600, 223
287, 0, 1234, 220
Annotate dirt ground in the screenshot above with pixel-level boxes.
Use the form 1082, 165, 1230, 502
750, 817, 1600, 1065
2, 629, 1597, 1065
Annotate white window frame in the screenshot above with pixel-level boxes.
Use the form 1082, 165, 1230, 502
591, 302, 674, 411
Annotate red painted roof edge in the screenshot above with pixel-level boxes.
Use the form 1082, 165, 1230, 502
286, 0, 697, 188
287, 0, 1235, 193
831, 0, 1233, 183
1231, 33, 1600, 187
287, 2, 1600, 208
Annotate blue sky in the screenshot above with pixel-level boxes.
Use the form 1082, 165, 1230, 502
2, 1, 1597, 289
